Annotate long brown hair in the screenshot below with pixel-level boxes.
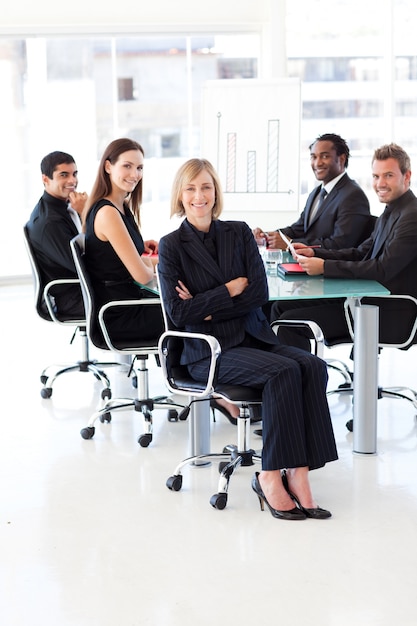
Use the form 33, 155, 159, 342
83, 138, 145, 227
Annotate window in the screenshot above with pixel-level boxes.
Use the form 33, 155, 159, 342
217, 58, 257, 79
287, 0, 417, 213
0, 33, 260, 278
118, 78, 135, 101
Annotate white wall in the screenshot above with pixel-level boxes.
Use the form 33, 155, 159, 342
2, 1, 272, 33
1, 0, 287, 77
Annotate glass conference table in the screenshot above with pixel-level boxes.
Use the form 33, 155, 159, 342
267, 270, 389, 454
143, 269, 389, 456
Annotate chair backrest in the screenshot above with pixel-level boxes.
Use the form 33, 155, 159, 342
155, 265, 192, 384
23, 224, 48, 320
23, 224, 84, 325
155, 265, 172, 332
344, 294, 417, 350
70, 233, 107, 349
71, 233, 162, 355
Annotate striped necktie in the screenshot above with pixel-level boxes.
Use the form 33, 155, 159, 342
308, 187, 327, 225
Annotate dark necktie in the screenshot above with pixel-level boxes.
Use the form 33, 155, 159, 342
370, 208, 389, 259
308, 187, 327, 225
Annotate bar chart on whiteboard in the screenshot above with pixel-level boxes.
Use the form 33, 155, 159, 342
225, 119, 281, 192
202, 78, 301, 213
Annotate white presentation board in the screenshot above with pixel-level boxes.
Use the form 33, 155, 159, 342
201, 78, 301, 215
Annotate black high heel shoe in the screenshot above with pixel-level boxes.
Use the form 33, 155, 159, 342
210, 399, 237, 425
281, 470, 332, 519
251, 472, 306, 520
210, 399, 262, 426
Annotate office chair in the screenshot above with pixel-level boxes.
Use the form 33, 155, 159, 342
156, 270, 326, 510
23, 225, 115, 400
158, 328, 262, 510
70, 234, 184, 447
270, 319, 325, 357
327, 295, 417, 431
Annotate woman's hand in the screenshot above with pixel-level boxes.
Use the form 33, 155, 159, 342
176, 280, 193, 300
143, 239, 158, 255
225, 277, 248, 297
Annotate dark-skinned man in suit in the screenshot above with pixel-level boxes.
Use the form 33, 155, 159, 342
253, 133, 372, 251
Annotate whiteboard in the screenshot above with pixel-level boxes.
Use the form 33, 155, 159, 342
201, 78, 301, 214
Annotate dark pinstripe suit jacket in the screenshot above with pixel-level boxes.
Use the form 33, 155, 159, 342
158, 219, 279, 365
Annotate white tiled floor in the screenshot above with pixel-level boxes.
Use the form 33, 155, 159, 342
1, 283, 417, 626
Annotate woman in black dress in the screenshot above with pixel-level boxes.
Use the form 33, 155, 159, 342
83, 138, 163, 344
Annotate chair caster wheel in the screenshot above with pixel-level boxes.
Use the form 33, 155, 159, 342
346, 419, 354, 432
166, 475, 183, 491
80, 426, 95, 439
99, 412, 111, 423
210, 493, 228, 510
167, 409, 178, 422
41, 387, 52, 399
101, 388, 111, 400
138, 433, 152, 447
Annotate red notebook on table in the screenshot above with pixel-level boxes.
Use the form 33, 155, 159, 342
277, 262, 307, 276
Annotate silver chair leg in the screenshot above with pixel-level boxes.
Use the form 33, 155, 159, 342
79, 355, 185, 446
166, 405, 262, 509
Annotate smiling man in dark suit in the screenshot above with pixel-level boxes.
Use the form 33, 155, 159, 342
253, 133, 372, 251
26, 151, 88, 318
271, 143, 417, 351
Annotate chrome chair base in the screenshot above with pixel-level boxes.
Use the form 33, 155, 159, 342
79, 355, 185, 447
166, 402, 262, 510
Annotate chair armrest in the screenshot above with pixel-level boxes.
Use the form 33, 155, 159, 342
344, 294, 417, 349
43, 278, 84, 324
270, 319, 324, 357
158, 330, 221, 398
97, 298, 161, 352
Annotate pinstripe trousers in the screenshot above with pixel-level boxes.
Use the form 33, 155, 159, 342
188, 340, 338, 472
